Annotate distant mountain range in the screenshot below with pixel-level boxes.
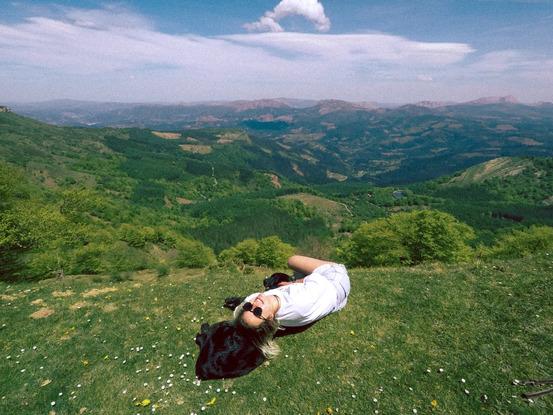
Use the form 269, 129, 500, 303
7, 95, 553, 128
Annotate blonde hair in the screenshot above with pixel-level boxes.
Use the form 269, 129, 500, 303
234, 304, 280, 359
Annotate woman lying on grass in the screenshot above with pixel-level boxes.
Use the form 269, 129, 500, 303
234, 255, 351, 359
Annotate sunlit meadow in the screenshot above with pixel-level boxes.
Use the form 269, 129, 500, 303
1, 254, 552, 414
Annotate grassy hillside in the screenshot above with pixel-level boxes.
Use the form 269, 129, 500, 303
447, 157, 533, 184
1, 110, 552, 280
1, 255, 552, 414
408, 157, 553, 243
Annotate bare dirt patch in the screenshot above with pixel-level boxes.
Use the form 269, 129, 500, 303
30, 308, 55, 319
392, 135, 415, 144
152, 131, 181, 139
70, 301, 89, 310
326, 170, 348, 181
198, 115, 221, 123
495, 124, 517, 132
280, 193, 343, 214
176, 197, 194, 205
31, 299, 46, 306
292, 163, 304, 176
82, 287, 118, 298
321, 122, 336, 129
0, 294, 17, 301
265, 173, 281, 188
52, 290, 74, 298
102, 303, 118, 313
507, 136, 542, 146
216, 131, 250, 144
179, 144, 212, 154
132, 270, 157, 283
300, 153, 318, 164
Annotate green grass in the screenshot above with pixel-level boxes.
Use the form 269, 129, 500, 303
1, 255, 552, 414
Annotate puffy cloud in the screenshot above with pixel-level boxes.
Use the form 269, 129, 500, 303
244, 0, 330, 32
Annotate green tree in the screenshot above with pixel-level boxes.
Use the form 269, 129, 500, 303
218, 239, 258, 266
59, 188, 100, 222
218, 236, 294, 268
485, 225, 553, 258
69, 242, 109, 275
338, 210, 475, 266
173, 238, 215, 268
337, 223, 408, 267
0, 162, 29, 210
118, 224, 156, 248
0, 202, 69, 279
255, 236, 295, 268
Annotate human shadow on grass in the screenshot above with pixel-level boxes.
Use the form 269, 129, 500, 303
194, 273, 319, 380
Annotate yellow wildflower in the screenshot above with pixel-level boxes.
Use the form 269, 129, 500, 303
135, 399, 151, 407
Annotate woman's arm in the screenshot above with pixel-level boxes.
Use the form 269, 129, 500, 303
287, 255, 334, 276
276, 278, 304, 287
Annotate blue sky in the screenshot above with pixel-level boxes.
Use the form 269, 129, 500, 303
1, 0, 552, 103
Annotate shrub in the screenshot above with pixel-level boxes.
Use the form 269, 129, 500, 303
69, 242, 109, 274
218, 239, 258, 266
255, 236, 295, 268
173, 238, 215, 268
155, 263, 170, 277
110, 271, 132, 282
218, 236, 294, 268
0, 162, 29, 209
103, 241, 150, 272
118, 224, 156, 248
485, 225, 553, 259
25, 249, 68, 280
0, 203, 71, 280
337, 223, 408, 267
338, 210, 475, 266
59, 188, 100, 222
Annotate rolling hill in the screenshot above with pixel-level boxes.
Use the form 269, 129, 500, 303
8, 98, 553, 185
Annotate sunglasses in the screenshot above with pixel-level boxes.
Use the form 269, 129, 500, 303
242, 302, 268, 321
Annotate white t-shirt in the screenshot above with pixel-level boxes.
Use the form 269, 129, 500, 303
241, 263, 350, 327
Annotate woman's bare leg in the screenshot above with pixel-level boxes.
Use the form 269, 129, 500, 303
287, 255, 333, 276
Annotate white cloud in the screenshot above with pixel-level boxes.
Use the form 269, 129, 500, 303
468, 50, 526, 73
224, 32, 473, 66
244, 0, 331, 32
1, 5, 551, 102
62, 4, 154, 30
0, 7, 473, 77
